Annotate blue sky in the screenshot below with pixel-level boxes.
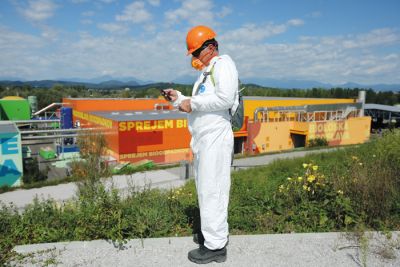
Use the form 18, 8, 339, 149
0, 0, 399, 85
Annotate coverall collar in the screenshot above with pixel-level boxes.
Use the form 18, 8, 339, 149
208, 55, 219, 67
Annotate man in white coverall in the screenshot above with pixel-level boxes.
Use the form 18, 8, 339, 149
162, 25, 238, 264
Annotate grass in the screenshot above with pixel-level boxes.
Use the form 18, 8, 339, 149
1, 130, 400, 266
0, 137, 339, 194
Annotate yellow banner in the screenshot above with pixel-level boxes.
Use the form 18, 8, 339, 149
119, 119, 187, 132
73, 110, 113, 129
120, 148, 189, 159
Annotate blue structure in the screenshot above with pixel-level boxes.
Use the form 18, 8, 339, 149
60, 107, 73, 129
0, 122, 22, 187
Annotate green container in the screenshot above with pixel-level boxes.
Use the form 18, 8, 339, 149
112, 162, 131, 174
39, 147, 56, 160
0, 99, 31, 120
112, 160, 154, 174
132, 159, 154, 169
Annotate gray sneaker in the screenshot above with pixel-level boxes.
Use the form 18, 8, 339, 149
188, 246, 227, 264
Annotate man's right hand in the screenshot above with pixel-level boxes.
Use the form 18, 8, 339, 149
161, 88, 178, 102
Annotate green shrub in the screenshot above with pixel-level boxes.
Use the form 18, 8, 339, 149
307, 137, 329, 147
22, 158, 48, 184
272, 163, 358, 232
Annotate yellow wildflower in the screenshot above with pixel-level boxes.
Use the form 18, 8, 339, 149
359, 162, 363, 166
298, 176, 303, 181
279, 185, 285, 192
312, 165, 318, 171
303, 185, 308, 190
337, 190, 344, 195
307, 175, 316, 183
351, 156, 358, 160
302, 163, 308, 168
287, 177, 292, 181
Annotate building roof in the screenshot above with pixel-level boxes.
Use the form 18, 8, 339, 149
89, 109, 187, 121
243, 96, 329, 101
365, 104, 400, 113
0, 121, 19, 134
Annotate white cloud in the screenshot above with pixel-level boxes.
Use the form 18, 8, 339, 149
147, 0, 160, 6
0, 26, 44, 50
223, 28, 400, 84
70, 0, 89, 3
81, 19, 93, 25
341, 28, 399, 49
19, 0, 57, 23
98, 23, 129, 34
0, 26, 48, 78
221, 19, 303, 44
217, 6, 232, 18
40, 25, 59, 41
165, 0, 216, 26
1, 17, 399, 85
82, 10, 95, 17
116, 1, 152, 24
287, 19, 304, 26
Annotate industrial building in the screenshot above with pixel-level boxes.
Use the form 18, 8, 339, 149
0, 91, 385, 188
63, 94, 371, 164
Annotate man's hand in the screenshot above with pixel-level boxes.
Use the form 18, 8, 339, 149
161, 88, 178, 102
179, 99, 192, 113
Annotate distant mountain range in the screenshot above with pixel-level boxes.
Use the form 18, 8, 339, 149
0, 79, 141, 89
240, 77, 400, 91
0, 75, 399, 91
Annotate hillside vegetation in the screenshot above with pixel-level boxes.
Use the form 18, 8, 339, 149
1, 84, 399, 110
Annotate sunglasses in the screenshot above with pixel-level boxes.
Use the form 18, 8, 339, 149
192, 44, 208, 58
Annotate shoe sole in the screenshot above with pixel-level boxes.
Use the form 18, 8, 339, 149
188, 254, 227, 264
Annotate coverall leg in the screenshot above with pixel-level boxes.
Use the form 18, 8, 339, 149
193, 125, 233, 250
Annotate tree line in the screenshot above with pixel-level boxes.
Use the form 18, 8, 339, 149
0, 83, 398, 110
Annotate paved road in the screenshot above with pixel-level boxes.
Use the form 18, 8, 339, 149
0, 148, 334, 210
12, 232, 400, 266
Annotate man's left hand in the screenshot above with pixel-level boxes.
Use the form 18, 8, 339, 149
179, 99, 192, 113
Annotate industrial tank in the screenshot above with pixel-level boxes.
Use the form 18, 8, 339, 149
28, 96, 38, 114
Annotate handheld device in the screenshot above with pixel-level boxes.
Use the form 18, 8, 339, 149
160, 89, 172, 101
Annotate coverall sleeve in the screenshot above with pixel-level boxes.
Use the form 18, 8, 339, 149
190, 58, 238, 112
172, 90, 189, 109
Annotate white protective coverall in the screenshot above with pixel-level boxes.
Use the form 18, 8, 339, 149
173, 55, 239, 250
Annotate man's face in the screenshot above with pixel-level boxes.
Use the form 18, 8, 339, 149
192, 44, 214, 65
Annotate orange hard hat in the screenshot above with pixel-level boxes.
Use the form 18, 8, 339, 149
186, 25, 216, 56
191, 57, 204, 71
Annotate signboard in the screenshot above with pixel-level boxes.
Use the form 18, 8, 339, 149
0, 123, 22, 187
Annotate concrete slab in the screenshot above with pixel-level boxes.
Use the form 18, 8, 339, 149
12, 232, 400, 267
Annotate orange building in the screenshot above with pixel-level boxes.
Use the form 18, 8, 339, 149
63, 95, 371, 164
